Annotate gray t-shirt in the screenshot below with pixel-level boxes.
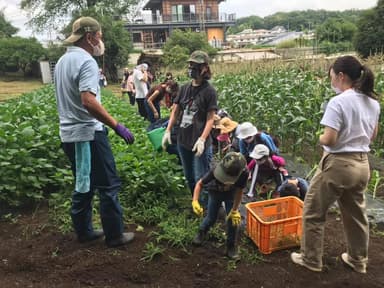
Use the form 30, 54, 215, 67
54, 46, 103, 143
320, 89, 380, 153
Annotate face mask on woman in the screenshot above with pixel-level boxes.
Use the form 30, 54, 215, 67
188, 64, 200, 79
331, 84, 342, 95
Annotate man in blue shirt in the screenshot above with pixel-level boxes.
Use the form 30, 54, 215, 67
55, 16, 135, 247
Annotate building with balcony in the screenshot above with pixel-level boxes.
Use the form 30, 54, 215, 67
125, 0, 236, 50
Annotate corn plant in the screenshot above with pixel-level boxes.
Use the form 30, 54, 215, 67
368, 170, 384, 199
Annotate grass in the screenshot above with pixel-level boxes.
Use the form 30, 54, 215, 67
0, 77, 122, 102
0, 75, 44, 101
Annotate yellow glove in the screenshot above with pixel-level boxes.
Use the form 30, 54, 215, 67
226, 209, 241, 226
192, 200, 203, 217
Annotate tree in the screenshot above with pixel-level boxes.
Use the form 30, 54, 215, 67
21, 0, 139, 81
162, 29, 216, 68
98, 15, 132, 81
228, 15, 265, 34
229, 9, 365, 33
0, 37, 46, 75
162, 45, 190, 69
354, 0, 384, 58
0, 11, 18, 37
21, 0, 140, 32
316, 18, 357, 43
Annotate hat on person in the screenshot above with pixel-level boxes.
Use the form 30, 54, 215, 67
236, 122, 258, 139
250, 144, 270, 160
215, 117, 238, 134
213, 152, 247, 185
64, 17, 101, 44
188, 50, 209, 64
136, 63, 148, 71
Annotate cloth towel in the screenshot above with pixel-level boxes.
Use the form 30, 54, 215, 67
75, 141, 91, 193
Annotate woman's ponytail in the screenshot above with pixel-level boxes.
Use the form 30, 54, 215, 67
357, 65, 378, 100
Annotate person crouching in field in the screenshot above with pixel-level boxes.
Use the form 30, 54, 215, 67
191, 152, 248, 260
277, 177, 308, 200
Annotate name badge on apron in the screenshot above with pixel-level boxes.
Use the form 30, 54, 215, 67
180, 108, 194, 128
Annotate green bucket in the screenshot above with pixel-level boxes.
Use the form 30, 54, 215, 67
147, 127, 166, 152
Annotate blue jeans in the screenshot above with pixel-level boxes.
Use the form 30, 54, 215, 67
200, 191, 238, 246
144, 99, 160, 123
177, 144, 212, 206
62, 128, 124, 242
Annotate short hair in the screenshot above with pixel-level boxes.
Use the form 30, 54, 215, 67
279, 183, 299, 198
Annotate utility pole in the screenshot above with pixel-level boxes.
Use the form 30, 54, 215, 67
199, 0, 205, 32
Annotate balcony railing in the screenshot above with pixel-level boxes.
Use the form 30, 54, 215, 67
131, 12, 236, 25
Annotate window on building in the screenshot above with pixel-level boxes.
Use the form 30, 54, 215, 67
171, 4, 195, 22
132, 32, 142, 43
206, 6, 212, 20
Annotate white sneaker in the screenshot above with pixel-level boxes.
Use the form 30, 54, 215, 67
290, 252, 322, 272
341, 253, 366, 274
246, 191, 254, 198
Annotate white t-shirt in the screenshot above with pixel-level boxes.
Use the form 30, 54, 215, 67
320, 89, 380, 153
133, 68, 148, 99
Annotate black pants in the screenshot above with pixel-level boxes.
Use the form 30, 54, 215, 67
136, 98, 147, 119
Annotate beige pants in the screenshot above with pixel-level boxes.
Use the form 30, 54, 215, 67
301, 152, 370, 269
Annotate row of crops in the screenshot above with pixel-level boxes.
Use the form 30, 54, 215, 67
1, 65, 384, 233
216, 68, 384, 159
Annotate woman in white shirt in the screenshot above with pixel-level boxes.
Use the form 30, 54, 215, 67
291, 56, 380, 274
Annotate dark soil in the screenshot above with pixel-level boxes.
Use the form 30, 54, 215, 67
1, 205, 384, 288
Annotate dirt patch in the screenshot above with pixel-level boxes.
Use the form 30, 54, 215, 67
0, 205, 384, 288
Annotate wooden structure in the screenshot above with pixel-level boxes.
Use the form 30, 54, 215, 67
125, 0, 236, 50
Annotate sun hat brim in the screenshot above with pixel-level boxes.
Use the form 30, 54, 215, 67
237, 126, 257, 139
64, 33, 83, 44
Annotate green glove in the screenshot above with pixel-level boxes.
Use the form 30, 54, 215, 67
192, 200, 203, 217
226, 209, 241, 226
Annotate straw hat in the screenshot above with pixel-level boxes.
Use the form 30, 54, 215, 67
214, 117, 238, 134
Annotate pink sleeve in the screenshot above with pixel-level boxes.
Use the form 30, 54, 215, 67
271, 155, 285, 167
247, 159, 256, 170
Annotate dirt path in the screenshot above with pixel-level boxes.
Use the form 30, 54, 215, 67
0, 206, 383, 287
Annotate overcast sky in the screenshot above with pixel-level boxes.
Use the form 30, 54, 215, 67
0, 0, 379, 41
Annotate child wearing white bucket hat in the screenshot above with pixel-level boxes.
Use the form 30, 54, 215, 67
247, 144, 286, 198
236, 122, 279, 163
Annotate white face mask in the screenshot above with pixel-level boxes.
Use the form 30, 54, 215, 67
331, 85, 342, 94
91, 40, 105, 56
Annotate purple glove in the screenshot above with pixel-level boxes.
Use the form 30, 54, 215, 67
115, 123, 134, 144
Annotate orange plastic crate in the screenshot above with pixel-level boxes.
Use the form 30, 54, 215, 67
245, 196, 303, 254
